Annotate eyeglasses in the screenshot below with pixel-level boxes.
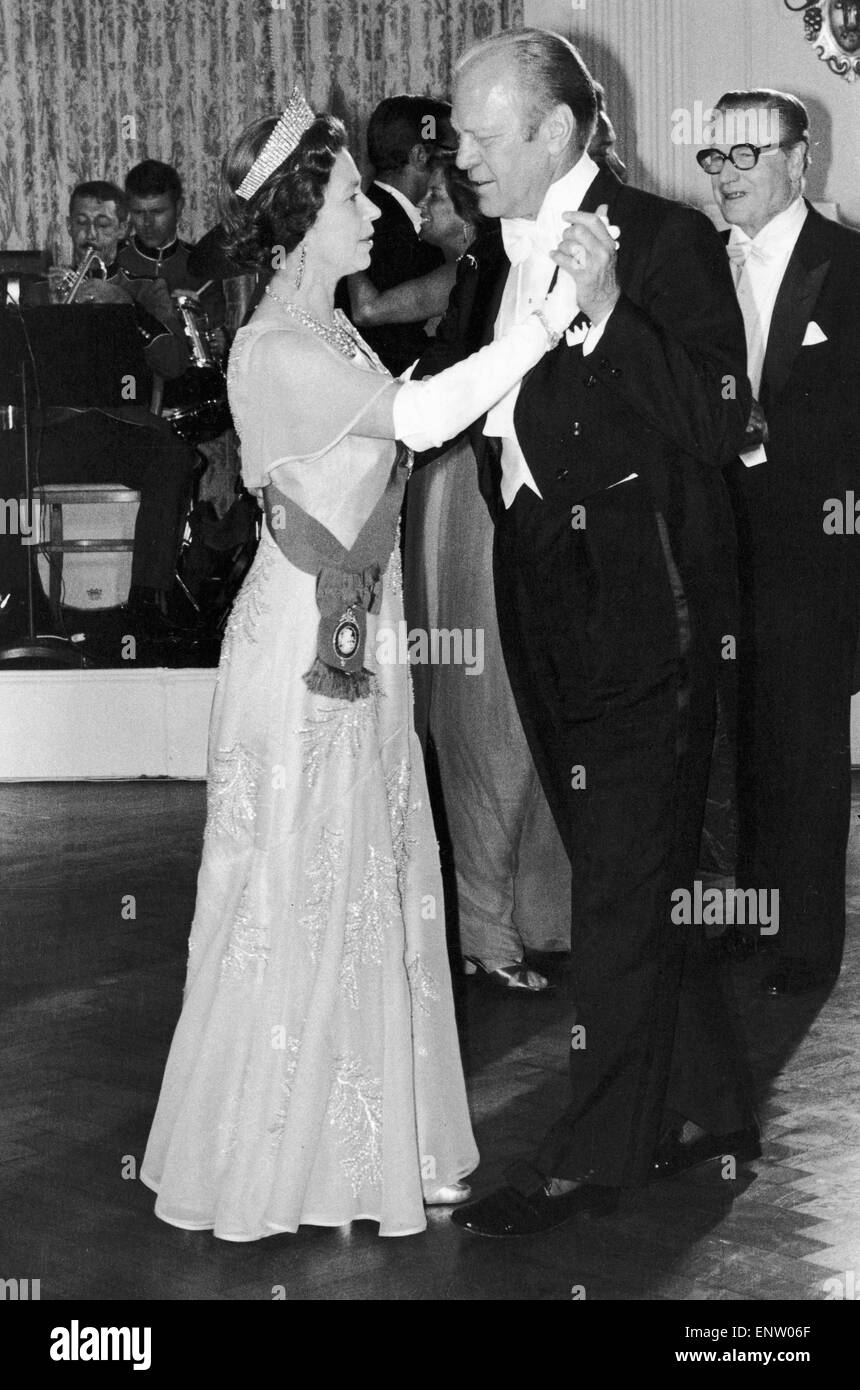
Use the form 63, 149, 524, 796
696, 143, 788, 174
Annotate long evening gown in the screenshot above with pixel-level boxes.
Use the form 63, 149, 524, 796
140, 317, 478, 1239
405, 440, 572, 970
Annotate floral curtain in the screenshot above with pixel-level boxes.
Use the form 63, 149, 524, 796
0, 0, 522, 259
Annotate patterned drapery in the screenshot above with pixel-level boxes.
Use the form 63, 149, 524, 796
0, 0, 522, 258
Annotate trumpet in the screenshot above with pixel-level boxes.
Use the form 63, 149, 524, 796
172, 289, 216, 368
58, 246, 108, 303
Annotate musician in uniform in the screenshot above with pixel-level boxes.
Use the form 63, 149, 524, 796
119, 160, 204, 294
33, 180, 197, 634
120, 161, 228, 360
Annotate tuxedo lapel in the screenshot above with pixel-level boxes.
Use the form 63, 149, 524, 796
579, 164, 622, 216
480, 254, 508, 347
761, 206, 832, 410
578, 165, 630, 290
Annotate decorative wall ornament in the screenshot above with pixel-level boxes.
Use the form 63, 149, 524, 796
784, 0, 860, 82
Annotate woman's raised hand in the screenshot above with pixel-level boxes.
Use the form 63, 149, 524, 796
551, 202, 621, 326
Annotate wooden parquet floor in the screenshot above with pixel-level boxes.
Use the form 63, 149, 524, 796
0, 780, 858, 1302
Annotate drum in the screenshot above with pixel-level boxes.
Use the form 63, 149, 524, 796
162, 288, 232, 443
162, 364, 231, 442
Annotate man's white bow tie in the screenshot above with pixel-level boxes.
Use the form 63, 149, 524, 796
502, 213, 621, 268
500, 217, 557, 267
727, 239, 771, 269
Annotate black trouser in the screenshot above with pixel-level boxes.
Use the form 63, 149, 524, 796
493, 481, 755, 1188
36, 410, 195, 593
729, 508, 860, 976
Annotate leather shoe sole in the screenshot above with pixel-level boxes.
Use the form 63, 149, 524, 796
450, 1181, 619, 1238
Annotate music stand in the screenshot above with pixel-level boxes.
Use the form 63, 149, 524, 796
0, 305, 149, 668
0, 249, 51, 308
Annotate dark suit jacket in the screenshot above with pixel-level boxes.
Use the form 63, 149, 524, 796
725, 204, 860, 565
356, 183, 444, 376
418, 165, 751, 627
412, 221, 506, 466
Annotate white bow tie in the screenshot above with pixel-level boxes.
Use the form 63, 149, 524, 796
500, 216, 557, 267
727, 239, 771, 269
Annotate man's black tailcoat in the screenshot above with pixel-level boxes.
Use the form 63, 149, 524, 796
418, 165, 756, 1184
724, 205, 860, 977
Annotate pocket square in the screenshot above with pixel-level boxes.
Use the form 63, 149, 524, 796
802, 320, 827, 346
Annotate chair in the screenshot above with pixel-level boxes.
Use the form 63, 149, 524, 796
34, 483, 141, 623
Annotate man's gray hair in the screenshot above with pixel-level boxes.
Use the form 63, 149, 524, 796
455, 28, 598, 148
716, 88, 811, 172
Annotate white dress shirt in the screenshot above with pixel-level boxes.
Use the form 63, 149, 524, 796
486, 152, 605, 508
729, 196, 808, 396
373, 181, 423, 236
728, 196, 807, 466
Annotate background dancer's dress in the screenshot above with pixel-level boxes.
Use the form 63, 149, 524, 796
141, 318, 478, 1239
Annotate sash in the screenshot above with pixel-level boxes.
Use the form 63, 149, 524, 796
267, 445, 412, 700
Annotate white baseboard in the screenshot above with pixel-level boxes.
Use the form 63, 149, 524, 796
0, 668, 216, 780
1, 669, 857, 781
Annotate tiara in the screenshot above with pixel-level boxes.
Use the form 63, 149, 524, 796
235, 86, 316, 201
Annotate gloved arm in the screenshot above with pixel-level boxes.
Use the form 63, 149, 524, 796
391, 273, 578, 451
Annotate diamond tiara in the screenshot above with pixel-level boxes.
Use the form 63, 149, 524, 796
235, 85, 316, 201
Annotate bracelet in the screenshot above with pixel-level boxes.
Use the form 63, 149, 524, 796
532, 308, 562, 351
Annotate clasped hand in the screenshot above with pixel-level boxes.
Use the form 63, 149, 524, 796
551, 202, 621, 326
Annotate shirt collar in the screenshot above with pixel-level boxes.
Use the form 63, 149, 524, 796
131, 233, 182, 262
499, 152, 601, 266
728, 196, 807, 257
374, 181, 423, 236
537, 150, 601, 235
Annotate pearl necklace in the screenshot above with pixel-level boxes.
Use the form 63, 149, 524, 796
264, 287, 360, 358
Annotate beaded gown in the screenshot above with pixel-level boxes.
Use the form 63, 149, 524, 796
141, 313, 478, 1239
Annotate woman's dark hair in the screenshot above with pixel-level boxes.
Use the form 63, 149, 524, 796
219, 113, 347, 269
427, 151, 489, 232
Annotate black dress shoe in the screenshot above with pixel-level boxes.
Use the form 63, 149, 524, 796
463, 957, 555, 995
450, 1181, 619, 1238
760, 961, 836, 996
652, 1122, 761, 1179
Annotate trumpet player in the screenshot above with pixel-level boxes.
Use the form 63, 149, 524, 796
47, 181, 189, 381
31, 180, 197, 638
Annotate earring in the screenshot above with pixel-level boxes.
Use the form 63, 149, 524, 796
294, 242, 306, 289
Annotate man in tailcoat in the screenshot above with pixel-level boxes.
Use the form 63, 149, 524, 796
418, 29, 758, 1237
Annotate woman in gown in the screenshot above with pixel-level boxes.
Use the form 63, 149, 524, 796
403, 170, 573, 995
140, 96, 578, 1240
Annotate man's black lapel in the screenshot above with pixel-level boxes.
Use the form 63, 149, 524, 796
479, 256, 508, 347
578, 164, 629, 285
761, 204, 831, 410
578, 163, 623, 216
